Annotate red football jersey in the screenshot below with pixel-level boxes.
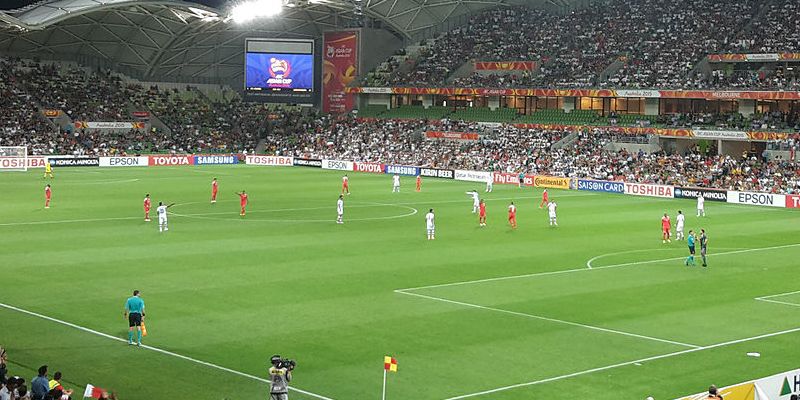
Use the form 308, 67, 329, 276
144, 197, 151, 209
479, 203, 486, 215
661, 216, 670, 229
239, 193, 248, 205
212, 180, 218, 191
45, 187, 51, 198
508, 205, 516, 217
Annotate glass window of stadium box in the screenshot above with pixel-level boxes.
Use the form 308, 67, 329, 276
391, 95, 425, 107
502, 95, 527, 114
610, 97, 644, 114
434, 95, 488, 109
660, 99, 738, 114
576, 97, 609, 114
534, 96, 563, 111
757, 100, 800, 114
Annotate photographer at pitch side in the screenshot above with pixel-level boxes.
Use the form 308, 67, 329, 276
268, 355, 295, 400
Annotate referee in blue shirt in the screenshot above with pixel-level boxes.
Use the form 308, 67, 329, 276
124, 290, 145, 346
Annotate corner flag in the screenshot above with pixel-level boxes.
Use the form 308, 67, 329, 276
383, 356, 397, 372
83, 384, 105, 399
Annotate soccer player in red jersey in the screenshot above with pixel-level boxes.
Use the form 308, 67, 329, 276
211, 178, 218, 204
44, 184, 51, 209
342, 175, 350, 195
415, 175, 422, 192
478, 199, 487, 227
508, 201, 517, 229
143, 193, 151, 221
236, 190, 248, 216
661, 213, 671, 243
539, 189, 548, 209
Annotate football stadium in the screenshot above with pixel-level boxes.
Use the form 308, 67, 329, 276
1, 0, 799, 399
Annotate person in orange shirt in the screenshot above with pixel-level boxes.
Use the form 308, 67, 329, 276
236, 190, 248, 216
508, 201, 517, 229
415, 174, 422, 192
44, 184, 52, 209
661, 213, 671, 243
539, 189, 548, 209
478, 199, 487, 227
211, 178, 219, 203
143, 193, 151, 221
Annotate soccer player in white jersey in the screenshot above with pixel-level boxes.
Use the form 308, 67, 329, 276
547, 200, 558, 226
392, 174, 401, 193
485, 175, 493, 192
675, 210, 685, 240
336, 195, 344, 224
696, 195, 705, 217
425, 209, 435, 240
466, 190, 480, 213
156, 201, 175, 232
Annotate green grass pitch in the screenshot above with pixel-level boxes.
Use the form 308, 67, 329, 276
2, 165, 800, 400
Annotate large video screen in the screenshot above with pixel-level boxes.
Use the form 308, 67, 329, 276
245, 52, 314, 92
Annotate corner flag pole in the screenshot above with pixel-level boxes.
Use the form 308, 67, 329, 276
381, 369, 387, 400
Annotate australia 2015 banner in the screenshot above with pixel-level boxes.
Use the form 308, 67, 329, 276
322, 31, 359, 113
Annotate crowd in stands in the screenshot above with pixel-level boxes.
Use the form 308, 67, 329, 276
0, 57, 259, 156
261, 116, 799, 193
369, 0, 799, 90
0, 348, 116, 400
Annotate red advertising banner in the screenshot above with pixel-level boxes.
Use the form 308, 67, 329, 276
425, 131, 480, 140
323, 31, 359, 114
786, 195, 800, 209
353, 162, 385, 173
474, 61, 536, 71
132, 111, 150, 118
348, 86, 800, 100
708, 53, 800, 62
148, 155, 194, 166
493, 172, 520, 185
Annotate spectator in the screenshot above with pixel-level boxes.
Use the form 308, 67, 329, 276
30, 366, 48, 400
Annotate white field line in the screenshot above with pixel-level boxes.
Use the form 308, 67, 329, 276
0, 302, 334, 400
395, 290, 700, 348
441, 325, 800, 400
0, 216, 143, 227
395, 243, 800, 292
755, 289, 800, 308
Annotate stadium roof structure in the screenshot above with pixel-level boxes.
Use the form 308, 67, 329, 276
0, 0, 567, 83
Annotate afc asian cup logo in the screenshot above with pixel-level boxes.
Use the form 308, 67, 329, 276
269, 58, 291, 79
326, 45, 335, 58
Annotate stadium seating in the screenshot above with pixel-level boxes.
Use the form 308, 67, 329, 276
367, 1, 800, 90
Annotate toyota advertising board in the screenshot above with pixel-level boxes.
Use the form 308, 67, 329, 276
727, 191, 786, 207
245, 155, 293, 166
674, 187, 727, 202
624, 183, 674, 198
322, 159, 354, 171
100, 156, 150, 167
353, 162, 385, 174
577, 179, 625, 193
385, 165, 419, 176
786, 195, 800, 209
148, 155, 194, 166
419, 168, 454, 179
454, 170, 492, 182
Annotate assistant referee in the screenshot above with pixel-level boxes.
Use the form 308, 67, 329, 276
124, 290, 146, 346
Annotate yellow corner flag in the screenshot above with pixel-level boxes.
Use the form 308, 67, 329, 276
141, 322, 148, 337
383, 356, 397, 372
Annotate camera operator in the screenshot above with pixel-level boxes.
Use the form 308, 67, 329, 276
268, 355, 294, 400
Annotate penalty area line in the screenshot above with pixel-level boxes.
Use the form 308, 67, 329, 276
396, 290, 700, 348
441, 325, 800, 400
0, 302, 335, 400
395, 243, 800, 292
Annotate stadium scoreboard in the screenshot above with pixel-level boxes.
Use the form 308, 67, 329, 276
244, 38, 315, 94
